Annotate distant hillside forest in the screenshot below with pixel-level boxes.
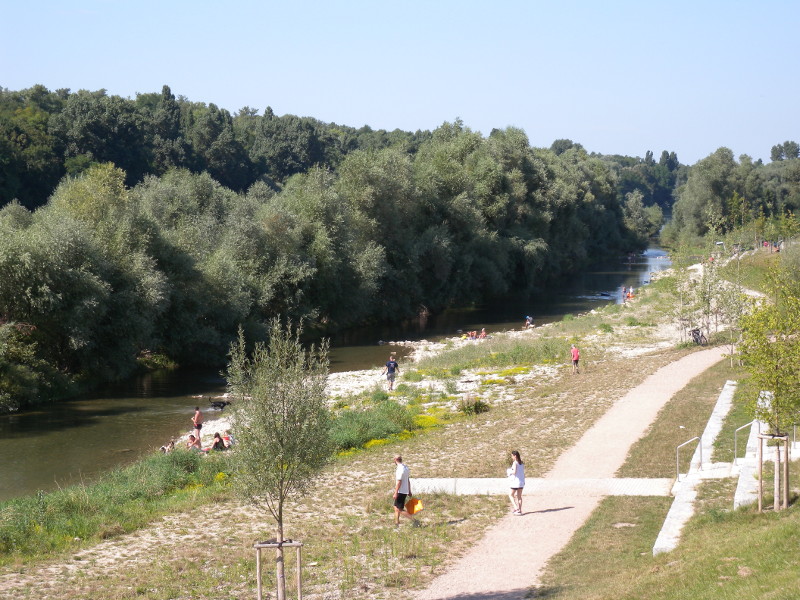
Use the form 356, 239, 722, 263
1, 84, 799, 411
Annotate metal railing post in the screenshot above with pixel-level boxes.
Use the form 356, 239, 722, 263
676, 437, 701, 481
734, 420, 756, 465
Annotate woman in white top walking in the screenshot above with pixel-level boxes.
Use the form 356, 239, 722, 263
507, 450, 525, 515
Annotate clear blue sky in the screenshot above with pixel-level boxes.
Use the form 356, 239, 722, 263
2, 0, 798, 165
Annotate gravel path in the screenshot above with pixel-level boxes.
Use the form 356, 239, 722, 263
414, 346, 726, 600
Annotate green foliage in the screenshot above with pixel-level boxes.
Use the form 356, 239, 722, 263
370, 389, 390, 403
458, 396, 490, 416
665, 145, 800, 244
598, 323, 614, 333
738, 263, 800, 434
418, 335, 568, 373
227, 321, 333, 529
1, 87, 661, 401
135, 352, 178, 371
624, 316, 650, 327
331, 401, 417, 450
0, 451, 229, 561
403, 370, 424, 382
0, 321, 70, 411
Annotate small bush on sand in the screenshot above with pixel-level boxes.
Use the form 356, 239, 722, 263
458, 396, 490, 416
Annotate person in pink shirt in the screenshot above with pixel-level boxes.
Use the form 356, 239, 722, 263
570, 344, 580, 374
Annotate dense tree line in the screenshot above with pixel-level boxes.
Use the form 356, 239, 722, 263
7, 82, 794, 417
0, 113, 655, 412
0, 84, 430, 209
664, 146, 800, 243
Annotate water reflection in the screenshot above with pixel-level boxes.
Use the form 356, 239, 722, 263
0, 370, 226, 501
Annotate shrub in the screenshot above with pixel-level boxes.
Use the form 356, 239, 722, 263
330, 401, 418, 450
598, 323, 614, 333
370, 389, 390, 403
404, 370, 423, 382
624, 316, 653, 327
458, 396, 490, 416
395, 384, 422, 404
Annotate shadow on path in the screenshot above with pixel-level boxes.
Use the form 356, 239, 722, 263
526, 506, 573, 515
427, 587, 564, 600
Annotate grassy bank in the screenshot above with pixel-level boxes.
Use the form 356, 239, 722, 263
0, 451, 232, 566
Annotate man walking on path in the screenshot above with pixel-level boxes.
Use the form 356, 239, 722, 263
382, 355, 400, 391
393, 455, 416, 526
570, 344, 580, 374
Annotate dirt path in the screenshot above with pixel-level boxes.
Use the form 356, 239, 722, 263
414, 346, 726, 600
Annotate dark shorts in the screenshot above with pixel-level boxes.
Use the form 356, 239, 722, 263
387, 372, 396, 381
195, 422, 203, 430
394, 493, 408, 510
572, 359, 579, 365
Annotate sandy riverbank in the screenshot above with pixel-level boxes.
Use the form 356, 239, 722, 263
184, 296, 686, 451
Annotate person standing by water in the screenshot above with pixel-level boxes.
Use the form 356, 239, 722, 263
507, 450, 525, 515
382, 354, 400, 391
570, 344, 580, 374
192, 406, 204, 441
393, 455, 417, 526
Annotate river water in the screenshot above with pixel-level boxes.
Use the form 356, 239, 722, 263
0, 248, 670, 502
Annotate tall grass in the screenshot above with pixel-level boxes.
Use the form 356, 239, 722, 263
331, 400, 418, 450
416, 335, 569, 372
0, 451, 231, 563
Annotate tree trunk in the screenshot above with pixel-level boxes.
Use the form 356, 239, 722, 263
784, 438, 790, 510
774, 444, 780, 512
276, 522, 286, 600
757, 436, 763, 512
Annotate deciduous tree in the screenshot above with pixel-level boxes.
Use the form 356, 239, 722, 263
227, 321, 332, 600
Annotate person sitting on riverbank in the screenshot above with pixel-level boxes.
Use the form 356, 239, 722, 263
479, 328, 487, 339
159, 440, 175, 454
204, 432, 227, 452
223, 430, 235, 448
186, 434, 202, 451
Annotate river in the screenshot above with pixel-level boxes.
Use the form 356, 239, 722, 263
0, 248, 670, 502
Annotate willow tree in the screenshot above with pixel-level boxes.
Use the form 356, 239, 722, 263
227, 319, 332, 600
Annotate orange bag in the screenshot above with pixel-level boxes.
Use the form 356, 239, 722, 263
405, 497, 423, 515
